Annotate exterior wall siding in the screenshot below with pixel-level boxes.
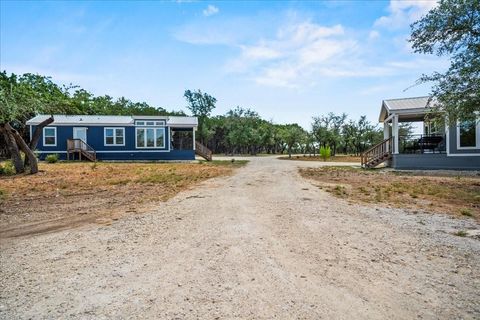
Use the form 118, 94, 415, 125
448, 123, 479, 155
32, 124, 196, 161
393, 154, 480, 170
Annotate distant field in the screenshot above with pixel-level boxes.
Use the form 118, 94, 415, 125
0, 160, 247, 237
300, 166, 480, 220
279, 155, 361, 163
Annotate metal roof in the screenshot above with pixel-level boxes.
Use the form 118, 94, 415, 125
383, 96, 431, 111
26, 115, 198, 126
379, 96, 438, 122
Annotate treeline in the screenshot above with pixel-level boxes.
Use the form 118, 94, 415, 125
185, 90, 384, 156
196, 108, 383, 156
1, 71, 385, 162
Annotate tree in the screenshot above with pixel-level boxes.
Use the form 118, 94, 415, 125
409, 0, 480, 121
0, 72, 68, 174
281, 124, 306, 158
184, 89, 217, 144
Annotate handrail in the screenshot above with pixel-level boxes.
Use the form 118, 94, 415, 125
195, 141, 212, 161
361, 136, 393, 168
67, 139, 96, 161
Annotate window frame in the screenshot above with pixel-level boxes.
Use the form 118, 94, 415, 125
135, 120, 166, 126
135, 127, 166, 149
456, 118, 480, 150
104, 127, 125, 146
43, 127, 57, 146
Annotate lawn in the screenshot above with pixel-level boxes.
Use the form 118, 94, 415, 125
279, 155, 361, 162
300, 166, 480, 220
0, 160, 247, 237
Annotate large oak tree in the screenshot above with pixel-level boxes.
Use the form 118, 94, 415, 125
409, 0, 480, 120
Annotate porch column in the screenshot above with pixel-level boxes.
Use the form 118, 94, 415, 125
193, 128, 196, 150
392, 114, 399, 154
383, 122, 390, 139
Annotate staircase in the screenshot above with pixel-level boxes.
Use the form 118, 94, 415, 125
361, 137, 393, 168
195, 141, 212, 161
67, 139, 96, 162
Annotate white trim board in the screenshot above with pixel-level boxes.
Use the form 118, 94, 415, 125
446, 153, 480, 157
35, 150, 183, 153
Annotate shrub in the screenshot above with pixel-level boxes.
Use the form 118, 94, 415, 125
0, 160, 16, 175
454, 230, 468, 237
45, 154, 59, 163
319, 146, 331, 161
460, 208, 473, 217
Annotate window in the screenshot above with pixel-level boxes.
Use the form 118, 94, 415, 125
104, 127, 125, 146
136, 127, 165, 148
135, 120, 165, 126
457, 119, 479, 149
43, 127, 56, 146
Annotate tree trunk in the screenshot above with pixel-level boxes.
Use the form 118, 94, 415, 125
5, 123, 38, 174
24, 116, 54, 167
0, 125, 25, 173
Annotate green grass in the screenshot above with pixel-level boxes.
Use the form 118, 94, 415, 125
460, 208, 473, 217
454, 230, 468, 237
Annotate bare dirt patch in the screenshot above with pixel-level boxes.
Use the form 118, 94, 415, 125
0, 160, 246, 238
299, 166, 480, 220
1, 157, 479, 319
279, 155, 361, 162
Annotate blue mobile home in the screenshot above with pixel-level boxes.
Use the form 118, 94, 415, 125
26, 115, 200, 161
362, 96, 480, 170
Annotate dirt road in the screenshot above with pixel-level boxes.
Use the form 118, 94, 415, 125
1, 157, 479, 319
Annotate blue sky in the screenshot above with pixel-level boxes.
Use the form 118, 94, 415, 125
1, 0, 445, 128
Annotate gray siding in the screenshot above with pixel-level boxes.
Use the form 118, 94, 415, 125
392, 154, 480, 170
448, 123, 479, 154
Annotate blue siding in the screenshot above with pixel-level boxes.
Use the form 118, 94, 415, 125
32, 124, 195, 161
393, 154, 480, 170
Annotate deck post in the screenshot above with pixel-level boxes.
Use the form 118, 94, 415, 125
392, 114, 399, 154
383, 122, 390, 139
193, 128, 196, 150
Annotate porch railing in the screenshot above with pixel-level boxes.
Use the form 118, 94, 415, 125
399, 134, 446, 154
67, 139, 96, 161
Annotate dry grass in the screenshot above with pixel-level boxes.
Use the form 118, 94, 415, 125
300, 166, 480, 220
0, 160, 247, 237
279, 155, 361, 162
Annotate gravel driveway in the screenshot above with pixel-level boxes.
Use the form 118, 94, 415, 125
1, 157, 479, 319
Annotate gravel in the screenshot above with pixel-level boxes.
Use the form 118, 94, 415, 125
1, 157, 479, 319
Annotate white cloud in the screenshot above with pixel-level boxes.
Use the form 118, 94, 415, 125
174, 11, 446, 89
226, 22, 367, 87
203, 4, 219, 17
374, 0, 437, 29
368, 30, 380, 40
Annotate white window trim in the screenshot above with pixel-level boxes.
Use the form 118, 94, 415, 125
456, 119, 480, 150
135, 120, 166, 126
43, 127, 57, 147
135, 127, 166, 149
104, 127, 125, 146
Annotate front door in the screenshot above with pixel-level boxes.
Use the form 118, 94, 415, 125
73, 127, 87, 149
